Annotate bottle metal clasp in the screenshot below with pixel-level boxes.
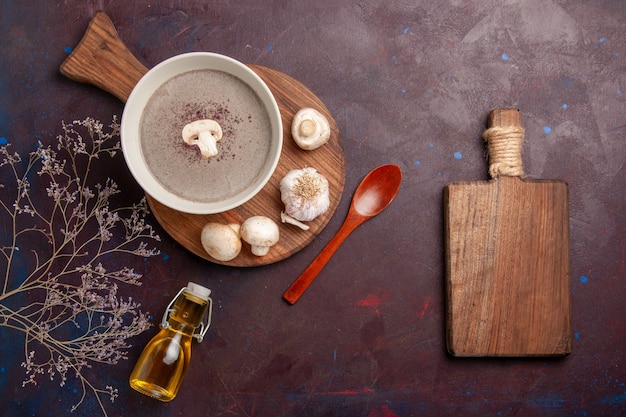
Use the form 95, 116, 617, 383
160, 287, 213, 343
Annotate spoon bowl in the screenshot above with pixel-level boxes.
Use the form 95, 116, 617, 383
283, 164, 402, 304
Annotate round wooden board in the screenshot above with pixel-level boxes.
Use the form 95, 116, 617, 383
147, 65, 346, 266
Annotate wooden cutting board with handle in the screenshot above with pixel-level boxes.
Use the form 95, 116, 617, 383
59, 11, 346, 267
444, 108, 571, 357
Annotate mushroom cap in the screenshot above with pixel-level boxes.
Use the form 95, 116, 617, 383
291, 107, 331, 150
182, 119, 224, 158
240, 216, 280, 256
182, 119, 223, 142
201, 222, 242, 261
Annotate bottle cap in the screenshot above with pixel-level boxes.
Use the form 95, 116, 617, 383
186, 282, 212, 301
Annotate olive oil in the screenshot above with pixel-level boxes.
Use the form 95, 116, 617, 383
129, 283, 212, 401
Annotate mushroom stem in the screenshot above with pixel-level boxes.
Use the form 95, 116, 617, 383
299, 119, 317, 137
291, 108, 330, 150
250, 245, 270, 256
197, 130, 219, 157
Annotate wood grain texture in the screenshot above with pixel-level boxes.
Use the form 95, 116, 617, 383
59, 11, 148, 101
147, 65, 346, 266
444, 109, 571, 357
59, 11, 346, 266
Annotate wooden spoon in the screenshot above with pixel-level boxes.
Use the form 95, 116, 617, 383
283, 164, 402, 304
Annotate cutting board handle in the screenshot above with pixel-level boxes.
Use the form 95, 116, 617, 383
59, 11, 148, 102
483, 108, 525, 178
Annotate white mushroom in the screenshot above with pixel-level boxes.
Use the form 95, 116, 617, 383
280, 167, 330, 222
182, 119, 223, 158
200, 222, 242, 261
240, 216, 279, 256
291, 108, 331, 150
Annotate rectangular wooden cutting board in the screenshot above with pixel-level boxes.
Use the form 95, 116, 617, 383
444, 108, 571, 357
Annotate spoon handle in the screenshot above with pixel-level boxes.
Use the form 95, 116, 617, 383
283, 215, 363, 304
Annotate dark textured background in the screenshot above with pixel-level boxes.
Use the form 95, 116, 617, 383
1, 1, 624, 416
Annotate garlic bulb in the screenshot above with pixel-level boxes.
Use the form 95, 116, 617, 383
280, 168, 330, 222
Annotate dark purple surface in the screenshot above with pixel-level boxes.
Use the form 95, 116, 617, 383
1, 1, 624, 416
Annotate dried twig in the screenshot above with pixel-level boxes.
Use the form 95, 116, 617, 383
0, 117, 160, 416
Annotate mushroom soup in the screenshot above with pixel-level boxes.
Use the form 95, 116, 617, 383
140, 69, 272, 203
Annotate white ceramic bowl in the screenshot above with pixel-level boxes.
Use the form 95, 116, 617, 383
121, 52, 282, 214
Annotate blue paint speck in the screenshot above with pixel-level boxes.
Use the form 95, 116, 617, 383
454, 151, 463, 160
533, 396, 566, 408
0, 137, 7, 145
415, 161, 421, 166
401, 88, 407, 95
580, 275, 588, 283
543, 126, 552, 134
466, 391, 471, 396
64, 46, 73, 53
599, 37, 606, 43
429, 143, 434, 148
403, 27, 410, 34
162, 254, 170, 261
599, 391, 626, 405
392, 55, 396, 61
562, 104, 568, 109
501, 53, 509, 61
575, 332, 580, 339
266, 45, 273, 51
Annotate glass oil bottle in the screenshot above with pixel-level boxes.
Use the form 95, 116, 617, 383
129, 282, 213, 401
